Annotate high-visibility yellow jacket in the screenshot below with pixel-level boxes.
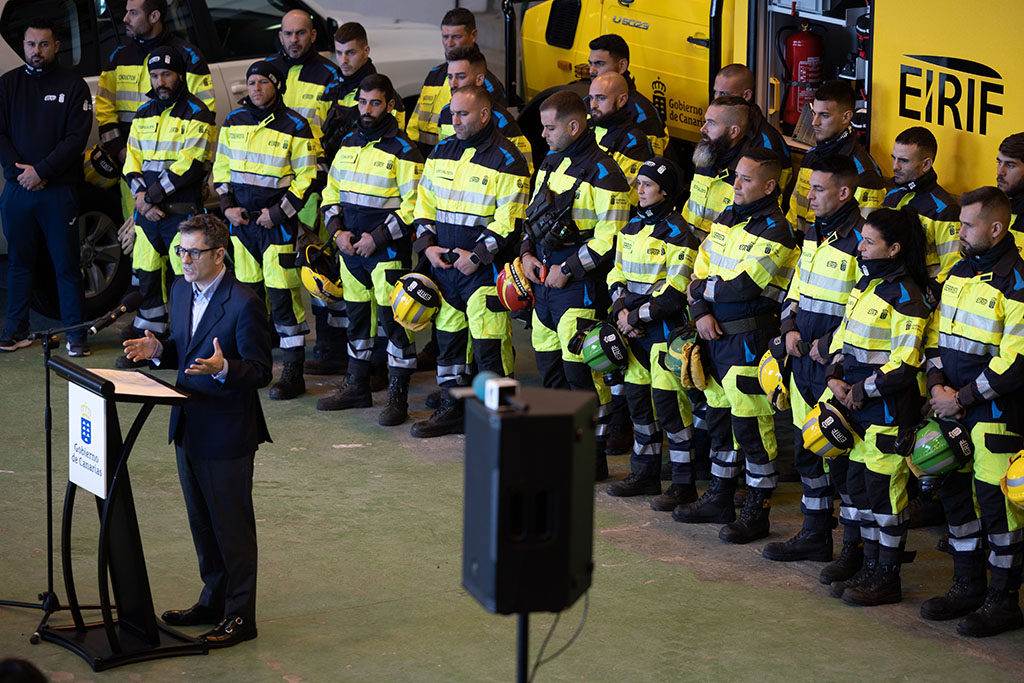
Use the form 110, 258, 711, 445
883, 169, 961, 284
593, 108, 653, 205
124, 88, 215, 206
608, 200, 699, 333
520, 129, 631, 279
96, 31, 214, 156
827, 259, 929, 418
406, 62, 505, 151
265, 51, 341, 142
438, 99, 533, 174
787, 128, 885, 237
781, 199, 863, 357
682, 137, 748, 242
925, 237, 1024, 424
413, 120, 529, 265
321, 115, 423, 254
689, 193, 799, 325
213, 97, 318, 224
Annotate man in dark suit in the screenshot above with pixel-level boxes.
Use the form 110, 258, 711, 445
123, 214, 272, 648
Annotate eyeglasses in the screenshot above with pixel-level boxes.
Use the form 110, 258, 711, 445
174, 246, 217, 260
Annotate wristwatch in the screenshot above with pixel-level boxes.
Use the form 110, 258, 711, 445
561, 264, 571, 277
469, 251, 481, 265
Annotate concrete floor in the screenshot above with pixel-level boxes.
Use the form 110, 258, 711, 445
2, 294, 1024, 682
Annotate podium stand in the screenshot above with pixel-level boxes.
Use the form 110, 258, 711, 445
40, 357, 208, 670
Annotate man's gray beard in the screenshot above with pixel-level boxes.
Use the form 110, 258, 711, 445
692, 139, 718, 168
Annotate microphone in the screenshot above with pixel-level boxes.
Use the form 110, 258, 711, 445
89, 290, 144, 335
472, 371, 523, 411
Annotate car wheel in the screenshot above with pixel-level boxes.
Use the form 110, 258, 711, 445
30, 186, 130, 321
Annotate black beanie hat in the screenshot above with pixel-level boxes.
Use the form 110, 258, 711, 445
246, 60, 286, 94
147, 46, 185, 77
637, 156, 682, 200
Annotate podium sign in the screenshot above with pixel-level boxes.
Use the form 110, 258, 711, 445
68, 382, 107, 499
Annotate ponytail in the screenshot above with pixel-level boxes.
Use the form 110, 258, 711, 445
863, 207, 930, 294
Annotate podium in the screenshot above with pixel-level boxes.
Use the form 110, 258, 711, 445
40, 357, 208, 670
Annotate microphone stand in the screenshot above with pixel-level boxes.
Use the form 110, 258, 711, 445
0, 319, 105, 644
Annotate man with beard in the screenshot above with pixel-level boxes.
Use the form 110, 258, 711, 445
265, 10, 349, 378
118, 47, 215, 365
713, 63, 792, 191
787, 80, 885, 239
213, 61, 317, 400
97, 0, 214, 222
682, 95, 751, 241
316, 75, 423, 425
586, 34, 668, 157
924, 186, 1024, 637
321, 21, 406, 154
406, 8, 505, 156
410, 85, 528, 437
588, 72, 653, 205
996, 132, 1024, 251
0, 19, 92, 355
521, 90, 631, 478
437, 46, 532, 173
884, 126, 961, 290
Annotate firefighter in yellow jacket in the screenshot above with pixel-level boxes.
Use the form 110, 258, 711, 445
787, 81, 885, 239
604, 158, 700, 506
678, 148, 799, 544
825, 207, 930, 607
588, 72, 653, 205
411, 84, 529, 438
213, 60, 317, 400
96, 0, 215, 220
884, 126, 961, 290
924, 187, 1024, 637
762, 155, 863, 576
120, 47, 214, 357
520, 90, 631, 477
316, 74, 423, 426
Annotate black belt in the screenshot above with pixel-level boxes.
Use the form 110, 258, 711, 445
717, 313, 779, 336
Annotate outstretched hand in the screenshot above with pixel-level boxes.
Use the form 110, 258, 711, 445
123, 329, 160, 362
186, 337, 226, 375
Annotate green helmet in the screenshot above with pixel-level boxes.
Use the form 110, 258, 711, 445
664, 327, 696, 378
581, 323, 628, 373
910, 419, 970, 475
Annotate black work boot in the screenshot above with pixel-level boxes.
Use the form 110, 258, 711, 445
317, 374, 371, 411
369, 365, 388, 392
763, 517, 835, 562
719, 487, 772, 544
378, 374, 410, 426
907, 488, 945, 529
820, 541, 864, 585
651, 483, 697, 511
957, 588, 1024, 637
843, 563, 903, 606
830, 544, 876, 598
921, 553, 987, 621
672, 476, 737, 524
410, 395, 464, 438
269, 359, 305, 400
605, 472, 661, 497
425, 390, 442, 409
604, 396, 632, 456
305, 314, 348, 375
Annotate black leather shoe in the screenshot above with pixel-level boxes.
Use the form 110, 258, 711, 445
199, 615, 258, 648
161, 604, 222, 626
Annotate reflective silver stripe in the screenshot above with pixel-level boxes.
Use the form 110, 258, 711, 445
802, 496, 831, 510
134, 137, 209, 153
949, 519, 982, 537
637, 302, 652, 322
430, 184, 492, 207
633, 442, 661, 456
159, 173, 176, 195
858, 508, 875, 522
801, 474, 830, 489
129, 177, 145, 193
668, 448, 691, 463
577, 244, 596, 271
708, 249, 742, 272
280, 197, 298, 218
839, 492, 853, 505
803, 269, 855, 296
873, 510, 907, 528
100, 129, 121, 143
480, 234, 499, 254
385, 213, 404, 241
219, 146, 290, 170
950, 537, 982, 552
746, 474, 777, 489
215, 183, 231, 196
134, 317, 168, 335
666, 426, 692, 444
763, 284, 787, 303
703, 277, 718, 301
989, 551, 1017, 569
878, 529, 904, 547
437, 363, 469, 385
416, 224, 436, 239
633, 422, 658, 436
117, 111, 136, 123
626, 280, 656, 295
989, 531, 1024, 546
941, 306, 1003, 336
746, 461, 776, 476
230, 170, 293, 189
939, 332, 999, 357
96, 86, 115, 100
610, 382, 625, 396
347, 339, 373, 361
860, 526, 880, 541
386, 341, 414, 360
844, 346, 890, 365
693, 415, 707, 430
275, 322, 307, 337
797, 295, 847, 317
844, 317, 891, 341
863, 373, 879, 398
137, 304, 167, 319
975, 372, 998, 400
323, 205, 340, 222
388, 355, 416, 369
141, 159, 173, 173
925, 356, 942, 372
280, 334, 305, 348
893, 333, 921, 351
839, 505, 858, 522
712, 449, 741, 463
418, 130, 439, 146
339, 190, 401, 210
435, 209, 489, 228
621, 260, 665, 277
711, 463, 742, 478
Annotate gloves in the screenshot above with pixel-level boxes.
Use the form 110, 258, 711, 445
117, 217, 135, 257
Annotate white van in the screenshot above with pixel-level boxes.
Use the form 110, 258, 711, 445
0, 0, 439, 319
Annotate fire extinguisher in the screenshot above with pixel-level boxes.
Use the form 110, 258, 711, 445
782, 21, 824, 125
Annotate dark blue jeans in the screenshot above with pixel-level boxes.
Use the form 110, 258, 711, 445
1, 183, 84, 339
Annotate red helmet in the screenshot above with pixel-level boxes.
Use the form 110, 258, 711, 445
496, 257, 533, 312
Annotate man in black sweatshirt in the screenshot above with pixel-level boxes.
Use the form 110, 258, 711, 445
0, 18, 92, 356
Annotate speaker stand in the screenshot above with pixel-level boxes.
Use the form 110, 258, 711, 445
517, 612, 528, 683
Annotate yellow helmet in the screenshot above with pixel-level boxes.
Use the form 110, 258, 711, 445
802, 401, 855, 459
1001, 451, 1024, 509
390, 273, 440, 332
758, 349, 790, 412
298, 243, 344, 303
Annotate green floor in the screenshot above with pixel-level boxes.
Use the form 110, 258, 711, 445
2, 302, 1024, 682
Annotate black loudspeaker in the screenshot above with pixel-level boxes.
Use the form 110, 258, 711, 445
462, 387, 597, 615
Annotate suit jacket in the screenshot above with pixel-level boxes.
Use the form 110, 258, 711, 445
163, 271, 273, 457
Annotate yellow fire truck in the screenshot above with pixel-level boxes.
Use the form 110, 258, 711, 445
507, 0, 1019, 196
